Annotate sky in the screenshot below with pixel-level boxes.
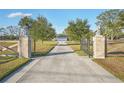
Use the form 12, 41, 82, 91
0, 9, 106, 34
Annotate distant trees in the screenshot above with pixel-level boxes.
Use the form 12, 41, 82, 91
0, 26, 21, 40
65, 18, 91, 41
18, 16, 56, 51
96, 9, 124, 40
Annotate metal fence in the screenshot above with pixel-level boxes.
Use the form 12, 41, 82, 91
80, 38, 93, 57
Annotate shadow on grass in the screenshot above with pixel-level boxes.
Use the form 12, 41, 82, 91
31, 46, 55, 58
57, 44, 67, 46
67, 43, 80, 45
47, 51, 74, 56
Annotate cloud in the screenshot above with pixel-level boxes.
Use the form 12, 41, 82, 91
7, 12, 32, 18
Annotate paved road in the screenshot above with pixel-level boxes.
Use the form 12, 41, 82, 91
4, 43, 122, 83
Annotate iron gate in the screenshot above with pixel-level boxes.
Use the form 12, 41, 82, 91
80, 38, 93, 57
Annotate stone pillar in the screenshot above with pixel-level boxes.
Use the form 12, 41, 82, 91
18, 36, 32, 58
93, 35, 106, 59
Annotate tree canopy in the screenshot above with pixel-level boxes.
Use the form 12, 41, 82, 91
18, 16, 34, 28
96, 9, 124, 40
18, 16, 56, 42
18, 16, 56, 51
65, 18, 91, 41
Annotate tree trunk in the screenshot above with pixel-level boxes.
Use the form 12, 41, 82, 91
110, 36, 114, 40
80, 39, 82, 50
42, 40, 44, 44
34, 39, 36, 52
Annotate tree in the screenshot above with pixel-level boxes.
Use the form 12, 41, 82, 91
46, 27, 56, 40
96, 9, 124, 40
33, 16, 56, 42
6, 26, 21, 40
18, 16, 35, 50
65, 18, 91, 41
18, 16, 56, 52
18, 16, 34, 27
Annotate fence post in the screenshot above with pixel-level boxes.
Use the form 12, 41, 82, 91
18, 36, 32, 58
93, 35, 106, 59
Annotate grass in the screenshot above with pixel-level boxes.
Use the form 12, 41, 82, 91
67, 41, 87, 56
0, 56, 16, 63
32, 40, 57, 57
0, 41, 17, 56
0, 50, 16, 55
0, 41, 29, 81
107, 41, 124, 51
93, 57, 124, 82
0, 40, 56, 81
0, 42, 17, 47
0, 58, 30, 80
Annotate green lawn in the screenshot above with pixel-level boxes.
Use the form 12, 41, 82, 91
0, 40, 57, 81
0, 50, 16, 55
0, 41, 29, 81
32, 40, 57, 56
67, 41, 87, 56
0, 58, 29, 80
93, 57, 124, 82
0, 42, 17, 47
0, 56, 16, 63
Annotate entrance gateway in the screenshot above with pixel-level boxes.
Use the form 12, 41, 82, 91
0, 26, 106, 59
81, 30, 106, 59
18, 25, 32, 58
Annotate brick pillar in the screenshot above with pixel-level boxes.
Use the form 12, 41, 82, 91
93, 35, 106, 59
18, 36, 32, 58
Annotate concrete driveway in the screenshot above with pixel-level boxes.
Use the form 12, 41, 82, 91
3, 43, 122, 83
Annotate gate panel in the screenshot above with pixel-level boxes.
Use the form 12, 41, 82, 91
0, 27, 19, 63
81, 38, 93, 57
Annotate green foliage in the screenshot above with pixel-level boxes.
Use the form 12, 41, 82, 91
36, 16, 56, 41
18, 16, 34, 27
0, 58, 29, 80
32, 41, 57, 57
65, 18, 91, 41
18, 16, 56, 51
29, 16, 56, 42
96, 9, 124, 40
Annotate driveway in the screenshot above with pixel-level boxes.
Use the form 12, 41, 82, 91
3, 42, 122, 83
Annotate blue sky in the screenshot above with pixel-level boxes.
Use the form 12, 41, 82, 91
0, 9, 106, 34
